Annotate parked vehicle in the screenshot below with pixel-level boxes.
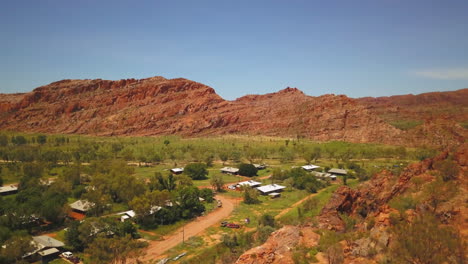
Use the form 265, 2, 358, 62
157, 258, 169, 264
217, 200, 222, 207
226, 223, 240, 229
62, 252, 73, 259
173, 252, 187, 261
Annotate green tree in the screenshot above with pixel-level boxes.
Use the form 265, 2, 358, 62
0, 234, 34, 263
177, 186, 205, 219
184, 163, 208, 180
258, 214, 275, 227
210, 174, 225, 192
199, 188, 214, 203
243, 187, 260, 204
65, 221, 84, 251
238, 163, 257, 177
85, 234, 148, 264
219, 151, 229, 165
36, 135, 47, 145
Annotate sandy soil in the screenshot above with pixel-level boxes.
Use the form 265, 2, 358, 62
140, 195, 235, 262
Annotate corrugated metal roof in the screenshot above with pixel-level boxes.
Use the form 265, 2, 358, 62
256, 184, 286, 193
328, 168, 347, 175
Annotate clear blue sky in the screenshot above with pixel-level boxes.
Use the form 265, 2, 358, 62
1, 0, 467, 99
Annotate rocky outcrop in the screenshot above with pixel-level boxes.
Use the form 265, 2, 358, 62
0, 77, 465, 147
235, 226, 320, 264
317, 146, 465, 232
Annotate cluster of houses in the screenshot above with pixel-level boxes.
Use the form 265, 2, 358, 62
300, 164, 347, 181
235, 180, 285, 198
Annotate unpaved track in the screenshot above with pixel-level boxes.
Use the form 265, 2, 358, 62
275, 188, 325, 219
141, 195, 235, 262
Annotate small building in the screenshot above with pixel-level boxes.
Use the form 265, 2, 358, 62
268, 192, 281, 199
313, 172, 337, 181
0, 185, 18, 196
117, 210, 136, 222
301, 164, 320, 171
27, 236, 65, 262
170, 167, 184, 174
69, 200, 95, 214
220, 167, 239, 175
256, 184, 286, 195
237, 180, 262, 189
253, 164, 267, 170
328, 168, 347, 176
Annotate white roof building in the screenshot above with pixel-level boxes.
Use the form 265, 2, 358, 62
302, 164, 320, 171
220, 167, 239, 174
237, 180, 262, 188
256, 184, 286, 194
0, 185, 18, 195
328, 168, 347, 175
69, 200, 95, 213
33, 236, 65, 249
170, 167, 184, 174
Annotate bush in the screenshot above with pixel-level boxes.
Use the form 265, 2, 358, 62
258, 214, 275, 228
199, 188, 214, 203
243, 187, 260, 204
184, 163, 208, 180
238, 163, 257, 177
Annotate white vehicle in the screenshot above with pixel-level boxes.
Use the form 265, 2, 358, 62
62, 251, 73, 258
173, 252, 187, 261
157, 258, 169, 264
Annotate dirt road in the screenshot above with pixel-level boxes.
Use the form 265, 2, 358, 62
275, 189, 324, 219
140, 195, 235, 262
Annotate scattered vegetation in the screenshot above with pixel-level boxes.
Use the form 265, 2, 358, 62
389, 119, 423, 130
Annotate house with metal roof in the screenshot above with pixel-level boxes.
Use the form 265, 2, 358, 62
301, 164, 320, 171
237, 180, 262, 188
69, 200, 95, 214
0, 185, 18, 196
256, 184, 286, 195
170, 167, 184, 174
21, 236, 65, 262
220, 167, 239, 174
328, 168, 347, 175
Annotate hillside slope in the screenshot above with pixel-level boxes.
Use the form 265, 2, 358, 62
0, 77, 466, 147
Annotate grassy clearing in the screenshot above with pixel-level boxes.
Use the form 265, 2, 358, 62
278, 184, 341, 225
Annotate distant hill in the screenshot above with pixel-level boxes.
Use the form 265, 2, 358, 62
0, 77, 466, 148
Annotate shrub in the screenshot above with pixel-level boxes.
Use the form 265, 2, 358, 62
238, 163, 257, 177
184, 163, 208, 180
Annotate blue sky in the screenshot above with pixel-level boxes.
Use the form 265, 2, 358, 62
1, 0, 467, 99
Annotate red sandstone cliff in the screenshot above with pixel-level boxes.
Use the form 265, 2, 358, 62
0, 77, 465, 147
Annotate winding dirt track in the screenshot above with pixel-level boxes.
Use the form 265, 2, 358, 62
141, 195, 235, 262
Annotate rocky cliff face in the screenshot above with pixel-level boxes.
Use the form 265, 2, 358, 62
0, 77, 402, 144
0, 77, 465, 147
317, 143, 467, 232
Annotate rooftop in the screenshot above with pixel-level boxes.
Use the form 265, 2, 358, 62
302, 164, 320, 171
69, 200, 95, 212
171, 167, 184, 173
33, 236, 65, 248
256, 184, 286, 193
0, 185, 18, 193
328, 168, 347, 175
237, 180, 262, 187
220, 167, 239, 173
